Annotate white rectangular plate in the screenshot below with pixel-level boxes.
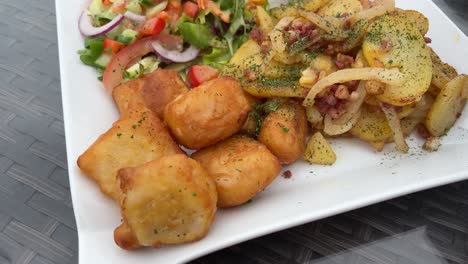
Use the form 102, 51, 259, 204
56, 0, 468, 263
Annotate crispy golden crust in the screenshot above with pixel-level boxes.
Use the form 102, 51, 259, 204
77, 109, 182, 200
192, 135, 281, 207
259, 99, 308, 165
114, 155, 217, 250
112, 69, 189, 119
164, 77, 252, 149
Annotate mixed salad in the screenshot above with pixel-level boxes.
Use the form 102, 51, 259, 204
78, 0, 267, 90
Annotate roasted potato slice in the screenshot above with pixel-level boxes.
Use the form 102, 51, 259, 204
395, 10, 429, 36
362, 14, 432, 106
426, 75, 467, 137
114, 155, 217, 249
223, 39, 264, 79
264, 61, 304, 79
350, 104, 393, 142
113, 69, 189, 119
430, 48, 458, 90
259, 99, 308, 164
243, 77, 310, 98
304, 132, 337, 165
77, 108, 182, 200
270, 0, 331, 19
164, 77, 251, 149
254, 6, 275, 35
318, 0, 363, 17
192, 136, 281, 208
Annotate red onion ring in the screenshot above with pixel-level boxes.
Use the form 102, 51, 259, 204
78, 11, 124, 37
151, 41, 200, 63
124, 11, 146, 24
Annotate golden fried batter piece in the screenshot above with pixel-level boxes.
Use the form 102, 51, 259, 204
164, 77, 251, 149
192, 135, 281, 207
77, 109, 182, 200
259, 99, 308, 164
113, 69, 189, 119
114, 154, 217, 250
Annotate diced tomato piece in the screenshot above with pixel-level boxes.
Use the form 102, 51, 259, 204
103, 0, 112, 6
187, 65, 220, 88
183, 1, 199, 18
140, 17, 166, 36
112, 3, 126, 13
103, 38, 125, 54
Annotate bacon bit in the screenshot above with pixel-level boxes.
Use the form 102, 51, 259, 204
260, 42, 270, 53
249, 28, 264, 44
380, 39, 393, 52
335, 85, 350, 99
282, 170, 292, 179
243, 69, 257, 82
335, 53, 354, 69
424, 37, 432, 44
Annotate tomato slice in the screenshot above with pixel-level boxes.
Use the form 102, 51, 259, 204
103, 38, 125, 54
103, 36, 158, 91
183, 1, 199, 18
187, 65, 220, 88
140, 17, 166, 37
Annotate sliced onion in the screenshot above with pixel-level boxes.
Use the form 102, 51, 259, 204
324, 109, 362, 136
380, 102, 409, 153
333, 81, 367, 125
303, 68, 404, 107
349, 0, 395, 24
151, 42, 199, 63
124, 11, 146, 24
79, 11, 124, 37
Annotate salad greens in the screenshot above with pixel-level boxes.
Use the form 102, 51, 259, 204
78, 0, 262, 82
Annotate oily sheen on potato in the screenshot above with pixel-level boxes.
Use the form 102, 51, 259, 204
164, 77, 251, 149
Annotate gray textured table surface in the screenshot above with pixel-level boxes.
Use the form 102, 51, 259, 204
0, 1, 467, 264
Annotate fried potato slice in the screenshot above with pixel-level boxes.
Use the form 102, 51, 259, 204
113, 69, 189, 119
259, 99, 308, 165
164, 77, 251, 149
426, 75, 467, 137
350, 104, 393, 142
429, 48, 458, 90
77, 109, 182, 200
362, 13, 432, 106
114, 155, 217, 250
193, 135, 281, 208
318, 0, 363, 17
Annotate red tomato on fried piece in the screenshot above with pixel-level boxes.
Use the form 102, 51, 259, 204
187, 65, 220, 88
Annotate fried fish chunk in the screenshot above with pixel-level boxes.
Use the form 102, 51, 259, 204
192, 135, 281, 207
164, 77, 251, 149
114, 154, 217, 250
113, 69, 189, 118
77, 109, 182, 200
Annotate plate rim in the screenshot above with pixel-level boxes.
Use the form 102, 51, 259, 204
54, 0, 468, 263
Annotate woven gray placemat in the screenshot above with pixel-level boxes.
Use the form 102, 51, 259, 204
0, 0, 466, 263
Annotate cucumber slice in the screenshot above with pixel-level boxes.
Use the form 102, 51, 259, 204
95, 53, 113, 69
125, 56, 160, 79
116, 29, 138, 45
126, 0, 143, 14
